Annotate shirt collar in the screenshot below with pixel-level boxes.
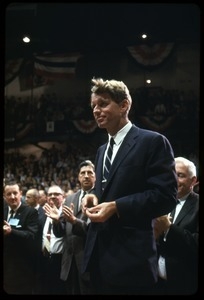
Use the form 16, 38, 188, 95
35, 204, 40, 210
109, 121, 132, 146
179, 192, 191, 202
9, 203, 21, 213
81, 188, 93, 196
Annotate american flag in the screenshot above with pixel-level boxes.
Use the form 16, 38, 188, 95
34, 52, 82, 79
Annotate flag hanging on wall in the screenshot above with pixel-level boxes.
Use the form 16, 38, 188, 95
19, 59, 52, 91
5, 58, 24, 85
34, 52, 82, 79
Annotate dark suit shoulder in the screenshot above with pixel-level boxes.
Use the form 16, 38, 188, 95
65, 190, 80, 204
18, 203, 38, 215
186, 191, 199, 206
132, 124, 167, 139
190, 191, 199, 201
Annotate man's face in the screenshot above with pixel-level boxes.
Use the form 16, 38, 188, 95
4, 184, 22, 209
91, 93, 123, 131
78, 165, 96, 191
25, 190, 37, 207
47, 186, 64, 208
176, 162, 195, 198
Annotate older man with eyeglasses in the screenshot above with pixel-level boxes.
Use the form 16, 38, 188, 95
36, 185, 66, 295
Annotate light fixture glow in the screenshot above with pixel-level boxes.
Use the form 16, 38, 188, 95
22, 36, 30, 43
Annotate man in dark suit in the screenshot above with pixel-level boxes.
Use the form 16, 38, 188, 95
45, 160, 96, 294
40, 185, 66, 295
81, 78, 178, 295
153, 156, 199, 295
3, 181, 39, 294
24, 188, 46, 294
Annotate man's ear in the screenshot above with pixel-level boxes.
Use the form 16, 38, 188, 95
120, 99, 129, 113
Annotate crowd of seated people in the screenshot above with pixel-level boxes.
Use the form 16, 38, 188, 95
4, 140, 199, 199
4, 88, 199, 197
4, 142, 96, 199
5, 88, 199, 141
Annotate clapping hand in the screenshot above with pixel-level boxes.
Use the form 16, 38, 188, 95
43, 203, 60, 221
153, 214, 173, 240
62, 203, 76, 223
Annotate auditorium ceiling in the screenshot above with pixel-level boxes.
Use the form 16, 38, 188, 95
5, 3, 200, 59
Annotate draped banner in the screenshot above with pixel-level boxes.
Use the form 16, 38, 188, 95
139, 114, 176, 132
72, 120, 97, 133
127, 43, 174, 68
136, 87, 177, 132
8, 119, 97, 141
5, 58, 24, 85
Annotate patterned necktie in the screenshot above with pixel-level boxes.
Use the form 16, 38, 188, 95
103, 137, 115, 181
79, 190, 86, 211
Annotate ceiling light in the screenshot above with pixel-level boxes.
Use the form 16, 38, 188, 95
22, 36, 31, 43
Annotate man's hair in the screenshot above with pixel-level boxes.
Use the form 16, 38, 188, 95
26, 188, 40, 198
78, 160, 95, 171
175, 156, 197, 178
91, 77, 132, 106
3, 180, 22, 191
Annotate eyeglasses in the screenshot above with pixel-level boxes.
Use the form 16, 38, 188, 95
48, 192, 62, 197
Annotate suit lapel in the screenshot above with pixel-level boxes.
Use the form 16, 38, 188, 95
96, 125, 138, 195
14, 204, 25, 219
104, 125, 138, 188
4, 205, 9, 220
174, 195, 196, 224
74, 190, 81, 214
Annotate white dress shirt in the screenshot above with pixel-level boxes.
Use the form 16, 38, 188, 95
158, 196, 187, 279
42, 206, 64, 254
103, 121, 132, 174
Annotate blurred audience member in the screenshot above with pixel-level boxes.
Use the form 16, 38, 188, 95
25, 188, 46, 294
41, 185, 66, 295
3, 181, 39, 294
153, 157, 199, 295
39, 189, 48, 207
46, 160, 96, 294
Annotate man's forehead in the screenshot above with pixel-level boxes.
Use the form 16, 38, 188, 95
80, 166, 93, 171
26, 193, 34, 197
92, 93, 110, 100
48, 187, 62, 193
4, 184, 19, 191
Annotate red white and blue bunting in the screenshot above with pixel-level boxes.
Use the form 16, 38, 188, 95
127, 43, 174, 67
72, 120, 97, 133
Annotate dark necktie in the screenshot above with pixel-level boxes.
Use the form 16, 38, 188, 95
79, 190, 86, 211
103, 137, 115, 181
47, 221, 52, 242
170, 199, 180, 221
8, 209, 14, 221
